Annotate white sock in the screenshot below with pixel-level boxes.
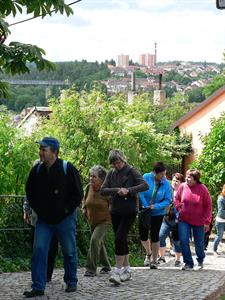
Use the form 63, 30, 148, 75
115, 267, 123, 274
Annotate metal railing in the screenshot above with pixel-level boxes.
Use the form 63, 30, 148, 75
0, 195, 28, 231
0, 195, 143, 256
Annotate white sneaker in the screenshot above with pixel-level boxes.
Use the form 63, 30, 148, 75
120, 270, 132, 282
144, 255, 151, 266
170, 249, 175, 257
109, 271, 121, 285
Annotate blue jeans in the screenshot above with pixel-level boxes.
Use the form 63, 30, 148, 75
178, 221, 205, 267
213, 222, 225, 251
31, 212, 77, 292
159, 220, 181, 253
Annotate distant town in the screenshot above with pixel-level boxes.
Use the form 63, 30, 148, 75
104, 43, 223, 94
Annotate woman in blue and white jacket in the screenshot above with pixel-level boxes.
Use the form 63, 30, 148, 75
139, 162, 172, 269
213, 184, 225, 254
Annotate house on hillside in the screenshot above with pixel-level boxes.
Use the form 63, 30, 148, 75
17, 106, 52, 135
172, 85, 225, 173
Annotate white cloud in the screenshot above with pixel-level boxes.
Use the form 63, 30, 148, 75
6, 1, 225, 63
135, 0, 177, 10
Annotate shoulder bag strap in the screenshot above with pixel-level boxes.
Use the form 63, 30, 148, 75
150, 182, 161, 205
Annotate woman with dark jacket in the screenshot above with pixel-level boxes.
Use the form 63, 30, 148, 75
100, 149, 148, 285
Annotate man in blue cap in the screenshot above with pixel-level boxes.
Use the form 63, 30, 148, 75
23, 137, 83, 298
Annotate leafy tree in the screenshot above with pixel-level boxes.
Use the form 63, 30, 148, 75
2, 85, 47, 111
134, 69, 147, 78
0, 110, 42, 267
164, 85, 177, 98
0, 111, 36, 194
32, 89, 192, 183
203, 74, 225, 98
187, 87, 205, 103
193, 113, 225, 202
163, 70, 193, 85
105, 59, 116, 66
0, 60, 111, 111
149, 93, 196, 133
0, 0, 75, 97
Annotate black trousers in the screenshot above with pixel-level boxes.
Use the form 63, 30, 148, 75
139, 215, 164, 243
111, 213, 136, 256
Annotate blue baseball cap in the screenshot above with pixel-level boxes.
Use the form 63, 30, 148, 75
36, 137, 60, 150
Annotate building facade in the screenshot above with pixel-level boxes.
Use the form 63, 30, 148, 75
139, 53, 156, 67
117, 54, 129, 68
172, 86, 225, 173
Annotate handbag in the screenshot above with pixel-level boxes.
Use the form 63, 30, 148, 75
138, 183, 161, 230
165, 203, 176, 222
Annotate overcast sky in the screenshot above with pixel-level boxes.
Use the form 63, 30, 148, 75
6, 0, 225, 63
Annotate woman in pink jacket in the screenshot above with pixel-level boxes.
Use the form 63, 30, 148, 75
175, 169, 212, 271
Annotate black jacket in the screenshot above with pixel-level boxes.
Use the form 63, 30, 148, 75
26, 158, 83, 224
100, 164, 149, 215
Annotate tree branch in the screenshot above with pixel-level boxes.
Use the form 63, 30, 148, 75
9, 0, 82, 27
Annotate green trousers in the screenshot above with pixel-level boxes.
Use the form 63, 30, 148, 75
85, 223, 111, 274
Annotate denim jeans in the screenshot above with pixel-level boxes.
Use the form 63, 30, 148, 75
159, 220, 181, 253
31, 212, 77, 292
178, 221, 205, 267
213, 221, 225, 251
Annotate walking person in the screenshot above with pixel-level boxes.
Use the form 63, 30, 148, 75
139, 162, 172, 269
23, 137, 83, 298
158, 173, 184, 267
100, 149, 149, 285
213, 184, 225, 255
82, 165, 111, 277
175, 169, 212, 270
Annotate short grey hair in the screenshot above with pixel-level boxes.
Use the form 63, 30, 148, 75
89, 165, 107, 181
108, 149, 126, 164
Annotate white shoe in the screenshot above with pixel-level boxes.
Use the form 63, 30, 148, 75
144, 255, 151, 266
169, 250, 175, 257
120, 270, 132, 282
109, 271, 121, 285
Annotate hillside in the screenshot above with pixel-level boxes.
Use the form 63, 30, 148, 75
0, 60, 224, 112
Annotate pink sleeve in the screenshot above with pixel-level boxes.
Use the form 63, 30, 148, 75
175, 184, 183, 211
203, 185, 212, 225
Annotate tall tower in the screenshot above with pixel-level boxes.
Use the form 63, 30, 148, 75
154, 42, 157, 66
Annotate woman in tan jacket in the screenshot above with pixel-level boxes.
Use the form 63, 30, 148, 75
82, 165, 111, 277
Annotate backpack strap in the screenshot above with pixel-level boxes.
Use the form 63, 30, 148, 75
36, 160, 67, 175
36, 162, 43, 174
63, 160, 68, 175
